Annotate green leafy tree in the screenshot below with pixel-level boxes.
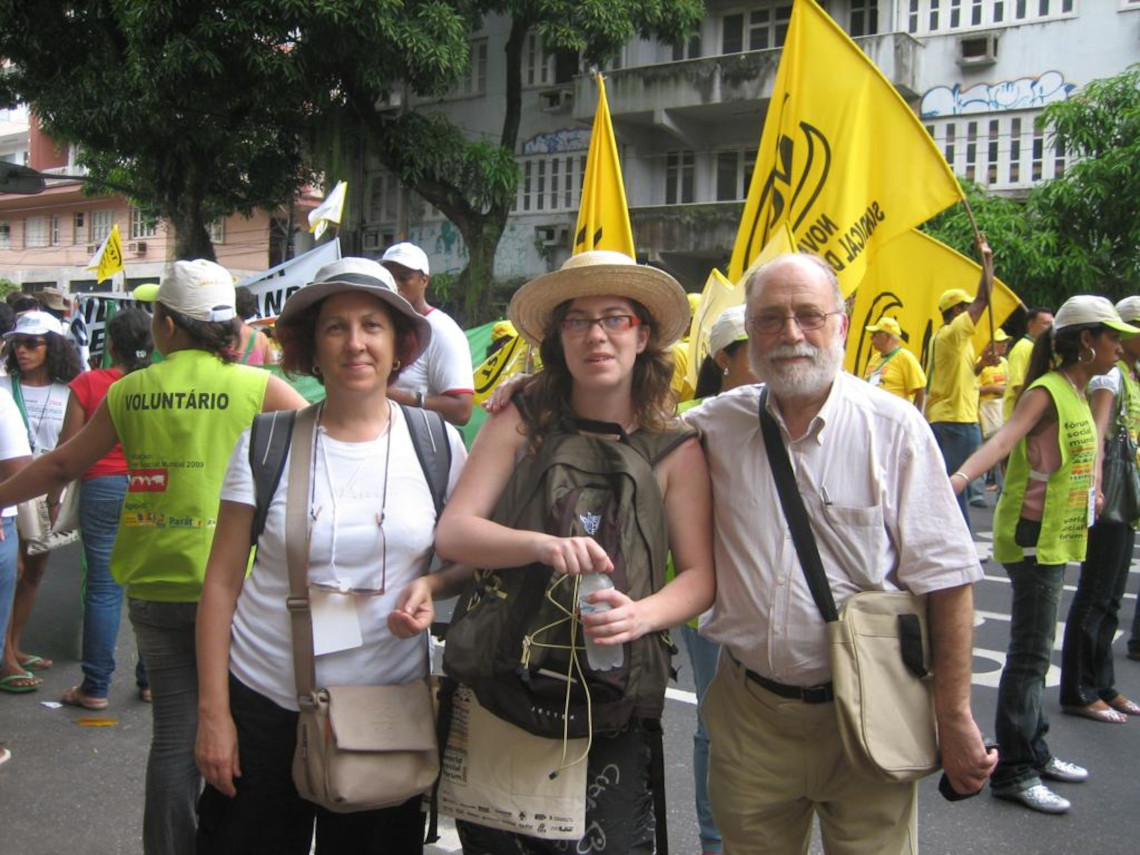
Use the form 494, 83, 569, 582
0, 1, 471, 261
323, 1, 703, 323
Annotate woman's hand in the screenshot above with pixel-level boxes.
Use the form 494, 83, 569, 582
580, 588, 651, 646
388, 577, 436, 638
538, 535, 613, 576
483, 373, 531, 414
195, 711, 241, 798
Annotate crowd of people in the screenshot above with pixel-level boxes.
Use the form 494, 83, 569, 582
0, 239, 1137, 853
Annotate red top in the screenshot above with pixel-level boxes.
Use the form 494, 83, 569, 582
68, 368, 128, 480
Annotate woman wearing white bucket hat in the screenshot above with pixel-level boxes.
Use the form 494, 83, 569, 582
409, 250, 715, 854
951, 294, 1140, 814
0, 260, 307, 855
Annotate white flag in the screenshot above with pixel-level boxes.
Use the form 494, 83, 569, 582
308, 180, 348, 241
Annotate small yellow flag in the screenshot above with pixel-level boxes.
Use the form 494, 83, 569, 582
845, 229, 1023, 377
308, 180, 348, 241
729, 0, 964, 291
574, 73, 635, 257
685, 224, 796, 387
473, 333, 533, 406
87, 223, 125, 284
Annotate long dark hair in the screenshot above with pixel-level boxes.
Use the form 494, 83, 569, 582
1019, 323, 1106, 405
5, 331, 82, 383
693, 340, 748, 400
155, 302, 239, 363
106, 308, 154, 374
520, 298, 676, 442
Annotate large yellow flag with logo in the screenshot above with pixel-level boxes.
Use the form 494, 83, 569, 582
685, 224, 796, 387
86, 223, 124, 284
845, 229, 1023, 376
574, 73, 635, 257
729, 0, 964, 292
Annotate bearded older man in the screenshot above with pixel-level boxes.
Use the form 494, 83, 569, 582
684, 253, 996, 855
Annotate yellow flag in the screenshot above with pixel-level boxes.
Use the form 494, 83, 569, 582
729, 0, 964, 291
845, 229, 1023, 376
574, 73, 635, 257
86, 223, 124, 284
473, 333, 531, 405
685, 224, 796, 387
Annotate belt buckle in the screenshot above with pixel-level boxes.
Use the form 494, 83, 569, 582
801, 684, 831, 704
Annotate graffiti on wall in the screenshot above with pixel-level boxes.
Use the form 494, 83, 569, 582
920, 71, 1074, 118
521, 129, 591, 155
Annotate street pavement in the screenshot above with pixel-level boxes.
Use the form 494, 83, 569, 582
2, 496, 1140, 854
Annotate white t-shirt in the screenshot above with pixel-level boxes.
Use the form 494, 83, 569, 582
391, 307, 474, 398
0, 375, 70, 455
0, 388, 32, 518
221, 404, 467, 710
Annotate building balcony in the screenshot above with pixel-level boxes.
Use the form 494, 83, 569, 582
631, 201, 744, 287
575, 33, 923, 149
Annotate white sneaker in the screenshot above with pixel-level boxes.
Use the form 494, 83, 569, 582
1042, 757, 1089, 783
995, 783, 1071, 814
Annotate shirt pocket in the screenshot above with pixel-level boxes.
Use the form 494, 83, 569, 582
817, 502, 888, 592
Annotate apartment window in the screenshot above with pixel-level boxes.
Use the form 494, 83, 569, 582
369, 173, 399, 224
208, 219, 225, 244
524, 31, 553, 87
24, 216, 49, 248
73, 212, 86, 245
665, 151, 695, 205
49, 215, 60, 245
450, 39, 488, 97
130, 207, 159, 239
850, 0, 880, 36
721, 5, 793, 54
672, 35, 702, 61
907, 0, 1073, 34
89, 209, 113, 243
716, 150, 757, 201
925, 110, 1070, 190
514, 153, 587, 213
0, 220, 10, 250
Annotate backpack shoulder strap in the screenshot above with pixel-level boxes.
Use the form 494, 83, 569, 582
248, 409, 297, 545
401, 403, 452, 518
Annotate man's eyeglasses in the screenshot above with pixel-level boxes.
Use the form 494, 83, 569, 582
560, 315, 642, 336
746, 311, 842, 335
10, 337, 47, 350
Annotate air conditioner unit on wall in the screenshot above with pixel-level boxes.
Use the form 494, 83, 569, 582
956, 32, 999, 67
538, 87, 574, 114
536, 225, 570, 247
127, 241, 147, 255
362, 232, 382, 250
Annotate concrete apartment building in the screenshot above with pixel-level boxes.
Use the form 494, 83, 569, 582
359, 0, 1140, 291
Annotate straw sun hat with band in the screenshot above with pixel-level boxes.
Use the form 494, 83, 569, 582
509, 250, 690, 348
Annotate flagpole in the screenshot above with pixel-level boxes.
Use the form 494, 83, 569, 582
959, 195, 995, 344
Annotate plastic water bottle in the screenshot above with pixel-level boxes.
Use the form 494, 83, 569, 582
578, 573, 624, 671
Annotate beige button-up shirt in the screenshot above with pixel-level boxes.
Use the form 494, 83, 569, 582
685, 372, 982, 687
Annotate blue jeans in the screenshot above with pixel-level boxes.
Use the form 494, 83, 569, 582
1061, 521, 1134, 707
992, 560, 1065, 792
129, 599, 201, 855
682, 624, 722, 854
930, 422, 982, 529
0, 517, 18, 661
79, 476, 147, 698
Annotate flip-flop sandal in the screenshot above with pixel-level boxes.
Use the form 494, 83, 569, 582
1107, 696, 1140, 716
60, 686, 109, 711
17, 655, 53, 671
0, 672, 42, 693
1063, 704, 1127, 724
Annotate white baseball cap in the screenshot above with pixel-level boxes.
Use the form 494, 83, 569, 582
1054, 295, 1140, 336
1115, 296, 1140, 324
149, 260, 236, 323
708, 305, 748, 355
381, 242, 430, 276
3, 310, 65, 340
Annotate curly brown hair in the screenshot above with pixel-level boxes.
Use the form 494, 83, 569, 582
5, 331, 81, 383
275, 294, 421, 386
519, 298, 677, 443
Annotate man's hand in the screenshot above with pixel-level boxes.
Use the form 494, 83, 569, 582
938, 713, 998, 796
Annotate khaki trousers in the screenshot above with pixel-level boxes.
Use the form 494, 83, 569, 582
705, 653, 917, 855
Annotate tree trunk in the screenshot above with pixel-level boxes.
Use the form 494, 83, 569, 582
455, 216, 505, 326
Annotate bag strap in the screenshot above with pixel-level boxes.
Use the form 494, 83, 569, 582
402, 403, 451, 518
285, 404, 320, 702
9, 376, 36, 452
757, 387, 838, 623
248, 410, 297, 545
239, 329, 258, 364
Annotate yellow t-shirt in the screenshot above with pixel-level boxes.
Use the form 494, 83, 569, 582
671, 340, 694, 403
1003, 336, 1034, 420
863, 346, 926, 402
925, 310, 978, 424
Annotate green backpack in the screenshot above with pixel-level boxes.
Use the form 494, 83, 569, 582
442, 418, 693, 738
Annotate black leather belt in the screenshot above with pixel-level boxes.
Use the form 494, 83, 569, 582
730, 654, 834, 704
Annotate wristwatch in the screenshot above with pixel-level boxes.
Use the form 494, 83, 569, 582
416, 390, 426, 408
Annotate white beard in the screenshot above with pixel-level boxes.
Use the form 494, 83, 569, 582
751, 338, 844, 401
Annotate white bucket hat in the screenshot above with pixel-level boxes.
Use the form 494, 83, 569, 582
508, 251, 690, 348
3, 310, 65, 340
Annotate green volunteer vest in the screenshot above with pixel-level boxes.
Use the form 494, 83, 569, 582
1116, 360, 1140, 442
993, 372, 1097, 566
107, 349, 270, 601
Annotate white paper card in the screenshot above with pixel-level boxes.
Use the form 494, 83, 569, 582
310, 588, 363, 656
